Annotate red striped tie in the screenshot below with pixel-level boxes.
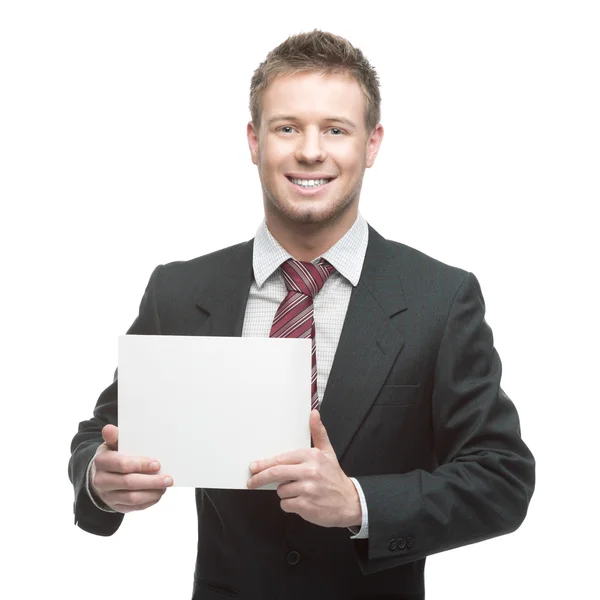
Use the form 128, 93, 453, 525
270, 258, 335, 410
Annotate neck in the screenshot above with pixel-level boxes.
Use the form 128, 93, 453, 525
265, 208, 358, 262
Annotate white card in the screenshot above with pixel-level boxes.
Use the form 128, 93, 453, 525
118, 335, 312, 489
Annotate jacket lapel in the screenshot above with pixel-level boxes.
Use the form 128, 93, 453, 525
319, 226, 407, 462
193, 240, 255, 337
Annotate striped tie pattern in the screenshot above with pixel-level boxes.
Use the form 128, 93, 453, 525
270, 258, 335, 410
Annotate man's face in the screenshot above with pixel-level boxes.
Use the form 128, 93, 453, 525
248, 71, 383, 228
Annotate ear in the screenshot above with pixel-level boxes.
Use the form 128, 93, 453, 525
247, 121, 259, 165
365, 123, 384, 168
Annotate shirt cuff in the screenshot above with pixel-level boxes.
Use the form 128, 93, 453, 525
85, 451, 116, 513
347, 477, 369, 539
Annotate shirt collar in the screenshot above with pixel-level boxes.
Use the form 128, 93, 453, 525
252, 213, 369, 288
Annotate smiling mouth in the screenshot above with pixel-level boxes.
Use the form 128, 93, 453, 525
286, 176, 334, 189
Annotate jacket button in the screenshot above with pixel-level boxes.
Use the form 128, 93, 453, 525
407, 536, 414, 548
388, 539, 398, 551
398, 538, 407, 549
286, 550, 301, 566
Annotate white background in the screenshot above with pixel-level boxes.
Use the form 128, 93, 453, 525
1, 1, 598, 598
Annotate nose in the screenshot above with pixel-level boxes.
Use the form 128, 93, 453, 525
294, 129, 326, 164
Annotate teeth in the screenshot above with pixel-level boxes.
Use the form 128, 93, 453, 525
290, 178, 331, 188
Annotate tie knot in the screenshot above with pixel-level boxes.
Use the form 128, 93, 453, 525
280, 258, 335, 297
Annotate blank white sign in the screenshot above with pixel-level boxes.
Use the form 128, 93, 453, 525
118, 334, 312, 489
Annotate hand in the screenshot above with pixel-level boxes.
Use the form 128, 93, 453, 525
90, 424, 173, 514
247, 410, 361, 528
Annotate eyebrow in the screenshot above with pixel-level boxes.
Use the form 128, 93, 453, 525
267, 115, 357, 129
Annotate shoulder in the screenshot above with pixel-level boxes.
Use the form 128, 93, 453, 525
372, 228, 472, 295
138, 239, 253, 307
374, 232, 487, 329
153, 239, 252, 282
388, 238, 466, 276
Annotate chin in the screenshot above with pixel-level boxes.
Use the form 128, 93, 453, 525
267, 188, 356, 226
274, 200, 350, 227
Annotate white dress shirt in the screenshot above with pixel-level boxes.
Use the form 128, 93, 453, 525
88, 213, 370, 538
242, 213, 370, 539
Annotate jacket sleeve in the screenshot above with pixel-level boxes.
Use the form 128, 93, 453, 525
354, 272, 535, 574
68, 265, 163, 536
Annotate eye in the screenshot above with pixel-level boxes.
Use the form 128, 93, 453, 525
279, 126, 295, 134
327, 128, 344, 136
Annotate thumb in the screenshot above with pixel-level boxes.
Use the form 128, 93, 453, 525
310, 410, 334, 454
101, 424, 119, 451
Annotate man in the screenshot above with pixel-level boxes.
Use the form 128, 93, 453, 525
69, 30, 535, 599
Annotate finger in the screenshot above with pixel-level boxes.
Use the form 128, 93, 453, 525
105, 488, 166, 507
309, 410, 334, 453
276, 481, 311, 500
249, 449, 311, 475
94, 451, 161, 475
280, 497, 305, 515
102, 424, 119, 450
247, 464, 306, 489
112, 499, 161, 513
93, 471, 173, 493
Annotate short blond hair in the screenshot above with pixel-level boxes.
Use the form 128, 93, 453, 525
250, 30, 381, 132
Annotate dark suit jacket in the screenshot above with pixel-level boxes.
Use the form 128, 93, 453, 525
69, 226, 535, 599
